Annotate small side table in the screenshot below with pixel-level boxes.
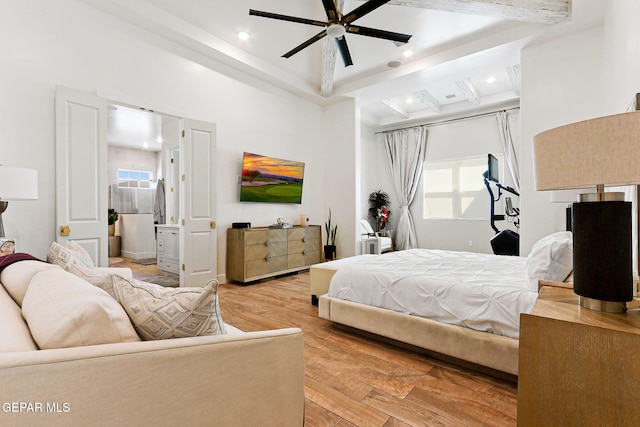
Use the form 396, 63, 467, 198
361, 237, 380, 254
518, 284, 640, 425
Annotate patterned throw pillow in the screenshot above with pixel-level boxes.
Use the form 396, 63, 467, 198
47, 241, 94, 270
67, 264, 118, 299
112, 276, 226, 340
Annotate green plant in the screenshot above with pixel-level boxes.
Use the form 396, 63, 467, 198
108, 209, 119, 225
325, 209, 337, 246
368, 190, 391, 231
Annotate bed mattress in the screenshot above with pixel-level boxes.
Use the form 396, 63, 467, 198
327, 249, 538, 339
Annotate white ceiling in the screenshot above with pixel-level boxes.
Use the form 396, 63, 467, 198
89, 0, 607, 148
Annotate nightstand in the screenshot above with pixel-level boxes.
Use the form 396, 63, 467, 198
518, 284, 640, 425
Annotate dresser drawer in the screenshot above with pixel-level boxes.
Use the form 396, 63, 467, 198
244, 229, 287, 246
288, 238, 319, 255
245, 241, 287, 260
246, 255, 288, 278
288, 250, 320, 269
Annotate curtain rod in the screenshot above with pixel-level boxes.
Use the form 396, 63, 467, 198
374, 106, 520, 135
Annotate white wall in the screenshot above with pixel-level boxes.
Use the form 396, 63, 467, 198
0, 0, 329, 280
324, 99, 360, 258
603, 0, 640, 112
519, 26, 605, 254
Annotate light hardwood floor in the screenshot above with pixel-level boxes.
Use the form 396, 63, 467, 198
119, 258, 517, 427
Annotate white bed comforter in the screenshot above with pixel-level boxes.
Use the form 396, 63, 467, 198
327, 249, 538, 339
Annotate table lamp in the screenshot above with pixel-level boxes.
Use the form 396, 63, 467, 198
0, 166, 39, 238
534, 111, 640, 313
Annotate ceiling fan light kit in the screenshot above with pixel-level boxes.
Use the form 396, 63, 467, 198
327, 24, 346, 38
249, 0, 412, 67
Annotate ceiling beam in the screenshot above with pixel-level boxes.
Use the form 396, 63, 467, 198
412, 90, 442, 112
320, 0, 345, 98
385, 0, 571, 24
455, 79, 480, 105
381, 100, 410, 119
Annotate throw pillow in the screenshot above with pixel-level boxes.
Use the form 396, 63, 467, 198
67, 240, 95, 269
112, 275, 226, 340
67, 263, 118, 299
526, 231, 573, 291
22, 269, 140, 349
47, 241, 94, 270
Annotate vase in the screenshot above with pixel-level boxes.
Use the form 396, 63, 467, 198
108, 223, 115, 236
323, 245, 336, 261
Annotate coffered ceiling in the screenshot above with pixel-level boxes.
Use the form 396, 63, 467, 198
80, 0, 606, 128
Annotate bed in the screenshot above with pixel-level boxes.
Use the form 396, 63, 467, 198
315, 232, 573, 376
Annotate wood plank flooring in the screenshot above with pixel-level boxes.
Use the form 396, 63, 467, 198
119, 258, 518, 427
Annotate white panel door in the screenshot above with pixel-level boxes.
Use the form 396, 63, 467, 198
55, 86, 108, 266
181, 119, 217, 287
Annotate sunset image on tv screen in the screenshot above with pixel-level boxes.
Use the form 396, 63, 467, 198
240, 152, 305, 204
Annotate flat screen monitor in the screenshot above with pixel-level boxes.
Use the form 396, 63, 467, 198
240, 152, 305, 204
487, 154, 499, 183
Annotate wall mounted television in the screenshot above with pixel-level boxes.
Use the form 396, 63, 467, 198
240, 152, 305, 204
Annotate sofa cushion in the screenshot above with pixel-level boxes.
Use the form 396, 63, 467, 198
112, 276, 226, 340
0, 285, 38, 352
22, 269, 140, 349
47, 241, 94, 270
0, 260, 60, 307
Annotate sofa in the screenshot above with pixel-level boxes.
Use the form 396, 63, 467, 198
0, 253, 305, 426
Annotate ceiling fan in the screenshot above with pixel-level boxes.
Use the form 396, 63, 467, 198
249, 0, 412, 67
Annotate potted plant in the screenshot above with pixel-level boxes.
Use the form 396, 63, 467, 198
108, 209, 119, 236
368, 190, 391, 232
324, 209, 337, 261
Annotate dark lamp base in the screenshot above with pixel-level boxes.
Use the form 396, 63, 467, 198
572, 199, 633, 312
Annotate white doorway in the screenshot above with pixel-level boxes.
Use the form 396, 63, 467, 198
55, 86, 218, 287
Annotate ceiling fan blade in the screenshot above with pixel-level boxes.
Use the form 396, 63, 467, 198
342, 0, 391, 24
346, 25, 412, 44
249, 9, 327, 28
335, 36, 353, 67
321, 0, 340, 21
282, 30, 328, 58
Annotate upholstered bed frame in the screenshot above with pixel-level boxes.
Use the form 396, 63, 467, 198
313, 260, 520, 376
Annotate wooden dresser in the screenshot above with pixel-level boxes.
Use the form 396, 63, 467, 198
518, 284, 640, 426
226, 225, 321, 283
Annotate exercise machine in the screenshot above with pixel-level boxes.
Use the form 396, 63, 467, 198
484, 154, 520, 256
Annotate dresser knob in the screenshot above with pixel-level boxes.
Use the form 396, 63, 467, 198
302, 237, 307, 242
302, 250, 307, 255
265, 255, 272, 261
265, 240, 271, 246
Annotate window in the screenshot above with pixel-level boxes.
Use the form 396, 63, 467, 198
117, 169, 153, 188
423, 155, 502, 219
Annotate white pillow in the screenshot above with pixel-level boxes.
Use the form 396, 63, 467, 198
526, 231, 573, 291
47, 241, 94, 270
112, 276, 227, 340
22, 269, 140, 349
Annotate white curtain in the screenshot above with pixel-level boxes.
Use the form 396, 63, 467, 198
383, 126, 428, 250
496, 111, 520, 192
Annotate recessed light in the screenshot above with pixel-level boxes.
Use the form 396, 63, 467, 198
388, 60, 402, 68
406, 97, 414, 104
486, 76, 497, 84
402, 49, 414, 58
237, 31, 250, 40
